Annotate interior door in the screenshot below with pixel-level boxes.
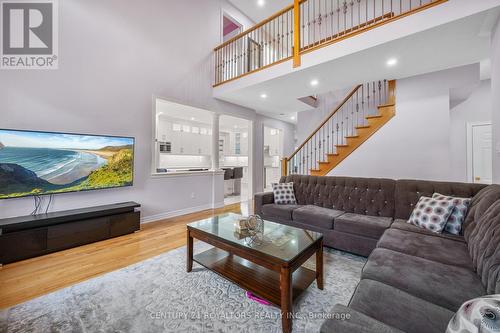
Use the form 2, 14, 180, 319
472, 124, 493, 184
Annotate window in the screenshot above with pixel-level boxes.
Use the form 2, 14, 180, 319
154, 98, 213, 173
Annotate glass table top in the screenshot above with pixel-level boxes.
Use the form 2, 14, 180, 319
187, 213, 323, 262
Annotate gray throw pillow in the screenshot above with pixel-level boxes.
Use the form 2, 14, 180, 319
432, 193, 471, 235
272, 182, 297, 205
407, 196, 456, 233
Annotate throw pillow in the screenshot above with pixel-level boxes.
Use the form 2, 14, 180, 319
432, 193, 472, 235
446, 295, 500, 333
407, 196, 456, 233
272, 182, 297, 205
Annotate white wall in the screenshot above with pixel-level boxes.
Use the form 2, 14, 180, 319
0, 0, 290, 220
492, 19, 500, 183
326, 65, 481, 181
296, 88, 352, 145
450, 80, 492, 181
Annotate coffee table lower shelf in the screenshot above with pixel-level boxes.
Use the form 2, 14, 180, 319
193, 247, 317, 307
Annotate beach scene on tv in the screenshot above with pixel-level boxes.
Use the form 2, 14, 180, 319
0, 130, 134, 199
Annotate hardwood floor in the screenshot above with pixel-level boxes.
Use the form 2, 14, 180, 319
0, 201, 250, 309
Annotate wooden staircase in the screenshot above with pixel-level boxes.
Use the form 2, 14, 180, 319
282, 80, 396, 177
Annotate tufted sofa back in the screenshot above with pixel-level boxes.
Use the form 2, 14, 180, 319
280, 175, 396, 218
394, 180, 486, 220
463, 185, 500, 242
465, 198, 500, 294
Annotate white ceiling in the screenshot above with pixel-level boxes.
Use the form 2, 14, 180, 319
214, 9, 498, 115
228, 0, 292, 23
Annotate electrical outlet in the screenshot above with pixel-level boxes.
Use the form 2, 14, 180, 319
191, 192, 196, 199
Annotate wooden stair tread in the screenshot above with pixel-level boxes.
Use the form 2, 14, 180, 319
355, 125, 370, 129
335, 144, 349, 147
378, 103, 395, 108
345, 135, 359, 139
318, 161, 330, 165
366, 115, 382, 119
327, 153, 339, 156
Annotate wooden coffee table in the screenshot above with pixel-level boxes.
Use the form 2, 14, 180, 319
186, 213, 324, 333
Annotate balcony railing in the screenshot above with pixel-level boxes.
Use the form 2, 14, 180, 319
213, 0, 447, 86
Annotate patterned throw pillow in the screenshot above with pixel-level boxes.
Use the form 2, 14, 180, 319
432, 193, 472, 235
272, 182, 297, 205
446, 295, 500, 333
407, 196, 456, 233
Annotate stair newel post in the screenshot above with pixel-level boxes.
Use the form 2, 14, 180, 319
281, 158, 288, 177
293, 0, 301, 68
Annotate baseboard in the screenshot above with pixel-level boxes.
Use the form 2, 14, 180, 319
141, 201, 225, 224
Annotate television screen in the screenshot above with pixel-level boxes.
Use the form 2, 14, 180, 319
0, 129, 134, 199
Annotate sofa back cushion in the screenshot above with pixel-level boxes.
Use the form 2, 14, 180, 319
394, 180, 485, 221
280, 175, 396, 218
465, 199, 500, 294
463, 185, 500, 242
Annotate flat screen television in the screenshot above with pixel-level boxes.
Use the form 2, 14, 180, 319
0, 129, 135, 199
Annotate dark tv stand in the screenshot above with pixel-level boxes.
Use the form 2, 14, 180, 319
0, 202, 141, 265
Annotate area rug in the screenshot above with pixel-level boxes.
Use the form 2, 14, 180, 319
0, 243, 366, 333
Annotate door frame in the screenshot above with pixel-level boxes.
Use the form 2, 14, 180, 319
466, 121, 492, 183
221, 10, 243, 43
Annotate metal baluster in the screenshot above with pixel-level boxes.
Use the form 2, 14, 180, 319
350, 0, 354, 30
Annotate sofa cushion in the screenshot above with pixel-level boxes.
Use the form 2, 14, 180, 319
334, 213, 392, 239
362, 248, 485, 311
261, 204, 301, 220
466, 199, 500, 294
464, 184, 500, 242
349, 279, 454, 333
320, 304, 404, 333
280, 175, 396, 217
394, 179, 485, 220
292, 205, 343, 229
432, 193, 471, 235
407, 196, 455, 233
377, 228, 473, 269
391, 219, 465, 242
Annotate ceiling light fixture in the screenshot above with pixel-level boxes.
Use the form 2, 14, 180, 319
386, 58, 398, 67
260, 93, 267, 99
310, 79, 319, 86
257, 0, 265, 7
190, 117, 195, 121
290, 116, 296, 120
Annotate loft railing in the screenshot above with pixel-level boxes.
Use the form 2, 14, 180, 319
213, 0, 447, 86
214, 5, 294, 86
281, 80, 392, 176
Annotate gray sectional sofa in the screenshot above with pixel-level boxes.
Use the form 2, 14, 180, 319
254, 175, 500, 333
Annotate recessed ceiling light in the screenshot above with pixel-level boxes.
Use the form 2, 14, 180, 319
190, 117, 195, 121
290, 116, 296, 120
386, 58, 398, 67
257, 0, 265, 7
260, 93, 267, 99
310, 79, 319, 86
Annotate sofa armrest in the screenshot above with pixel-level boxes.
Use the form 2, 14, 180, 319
254, 192, 274, 216
320, 304, 404, 333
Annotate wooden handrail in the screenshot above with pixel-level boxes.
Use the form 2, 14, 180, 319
214, 4, 294, 51
285, 84, 362, 161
